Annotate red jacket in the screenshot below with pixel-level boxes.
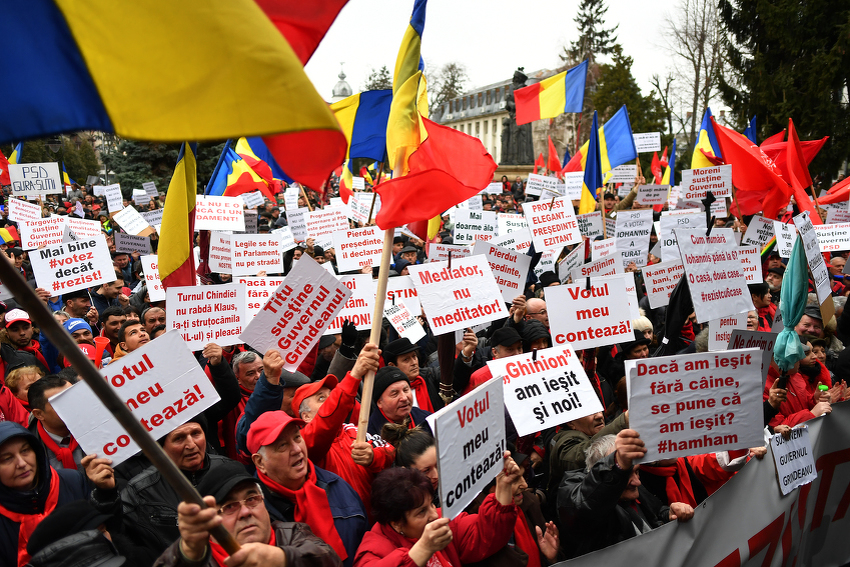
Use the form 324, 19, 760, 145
0, 385, 29, 427
353, 494, 518, 567
463, 365, 492, 396
763, 366, 819, 428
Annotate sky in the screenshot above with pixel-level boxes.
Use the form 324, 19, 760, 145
306, 0, 681, 106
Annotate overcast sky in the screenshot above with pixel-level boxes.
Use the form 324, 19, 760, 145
306, 0, 684, 106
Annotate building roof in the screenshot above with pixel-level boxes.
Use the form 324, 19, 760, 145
331, 67, 352, 101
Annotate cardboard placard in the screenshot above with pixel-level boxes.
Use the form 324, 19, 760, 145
140, 255, 166, 302
633, 132, 662, 153
773, 221, 797, 258
132, 192, 151, 207
558, 245, 585, 284
472, 240, 532, 303
286, 207, 309, 241
635, 184, 670, 206
740, 215, 775, 247
115, 233, 151, 255
231, 234, 283, 276
195, 196, 245, 232
166, 284, 247, 350
569, 251, 623, 281
233, 209, 258, 235
9, 162, 62, 196
283, 185, 300, 211
728, 329, 776, 381
826, 208, 850, 224
563, 172, 583, 200
793, 212, 834, 322
30, 235, 115, 294
142, 181, 158, 199
241, 191, 265, 209
348, 192, 381, 225
607, 164, 637, 183
642, 260, 685, 309
139, 209, 164, 232
426, 243, 473, 263
680, 165, 733, 200
104, 184, 124, 213
709, 313, 749, 351
660, 210, 705, 264
738, 245, 761, 283
209, 232, 232, 274
525, 197, 581, 251
547, 277, 633, 349
524, 173, 562, 197
771, 426, 817, 496
813, 223, 850, 252
239, 255, 352, 370
453, 209, 497, 244
324, 274, 375, 334
591, 239, 616, 260
112, 206, 154, 236
497, 213, 528, 235
384, 299, 426, 344
490, 227, 532, 253
236, 276, 286, 317
332, 226, 383, 273
50, 332, 220, 466
615, 209, 653, 268
577, 211, 604, 239
483, 182, 503, 194
384, 276, 421, 315
305, 205, 349, 242
8, 197, 42, 223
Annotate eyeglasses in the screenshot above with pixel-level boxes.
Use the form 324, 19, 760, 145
528, 309, 547, 316
218, 493, 264, 516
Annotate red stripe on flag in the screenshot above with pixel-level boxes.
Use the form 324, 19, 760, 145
514, 82, 542, 126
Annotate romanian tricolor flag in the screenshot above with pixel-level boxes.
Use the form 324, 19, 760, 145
579, 111, 604, 215
236, 137, 290, 183
563, 105, 637, 175
206, 143, 276, 200
62, 162, 74, 187
514, 60, 588, 126
159, 143, 197, 289
2, 1, 345, 190
691, 108, 723, 168
8, 143, 21, 165
661, 138, 677, 186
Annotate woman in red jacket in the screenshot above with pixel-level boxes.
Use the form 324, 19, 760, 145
354, 455, 522, 567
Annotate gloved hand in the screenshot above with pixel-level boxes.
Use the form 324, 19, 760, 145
339, 319, 358, 358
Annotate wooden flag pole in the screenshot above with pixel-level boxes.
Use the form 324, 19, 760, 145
300, 184, 313, 212
0, 254, 240, 554
367, 163, 385, 225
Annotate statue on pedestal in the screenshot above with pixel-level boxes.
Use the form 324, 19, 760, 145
500, 68, 535, 166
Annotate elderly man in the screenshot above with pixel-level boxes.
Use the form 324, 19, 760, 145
248, 411, 367, 567
525, 297, 550, 328
795, 305, 825, 338
366, 365, 434, 436
382, 337, 443, 412
142, 307, 166, 335
766, 267, 784, 304
158, 459, 340, 567
217, 351, 263, 460
557, 430, 693, 558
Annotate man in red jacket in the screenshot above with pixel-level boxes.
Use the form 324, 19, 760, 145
764, 342, 832, 428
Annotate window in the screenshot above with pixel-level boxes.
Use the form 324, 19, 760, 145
478, 93, 483, 107
462, 98, 467, 110
483, 121, 489, 135
486, 90, 492, 105
469, 95, 475, 109
495, 88, 501, 103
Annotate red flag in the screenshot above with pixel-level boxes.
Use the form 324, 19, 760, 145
533, 153, 545, 174
786, 118, 821, 225
710, 117, 789, 219
547, 137, 562, 176
760, 137, 828, 182
0, 149, 9, 186
375, 118, 497, 228
760, 129, 786, 146
561, 151, 582, 174
650, 151, 662, 184
819, 177, 850, 205
659, 146, 668, 168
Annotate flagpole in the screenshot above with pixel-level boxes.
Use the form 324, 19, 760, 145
367, 162, 385, 225
300, 184, 313, 211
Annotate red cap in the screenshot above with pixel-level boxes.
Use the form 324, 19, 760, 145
291, 375, 338, 421
4, 309, 30, 328
247, 411, 305, 454
64, 343, 98, 367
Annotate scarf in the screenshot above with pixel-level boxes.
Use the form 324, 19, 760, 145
257, 465, 347, 561
0, 468, 60, 567
513, 512, 542, 567
640, 460, 697, 507
209, 528, 275, 567
409, 377, 434, 412
36, 421, 78, 470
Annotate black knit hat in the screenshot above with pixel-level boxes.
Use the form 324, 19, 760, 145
372, 366, 409, 405
521, 320, 551, 351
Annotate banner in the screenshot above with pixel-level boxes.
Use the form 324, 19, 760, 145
740, 215, 775, 247
608, 164, 637, 184
231, 234, 283, 276
642, 260, 685, 309
115, 233, 151, 255
209, 232, 232, 274
563, 172, 583, 200
635, 184, 670, 206
633, 132, 661, 153
679, 165, 733, 200
577, 211, 604, 239
333, 226, 384, 273
453, 209, 497, 244
112, 206, 153, 236
142, 181, 158, 199
592, 239, 616, 260
793, 211, 833, 321
558, 246, 585, 284
570, 252, 623, 282
727, 329, 776, 381
104, 184, 123, 213
525, 173, 562, 197
426, 243, 473, 263
773, 221, 797, 258
241, 191, 265, 209
547, 277, 632, 349
660, 209, 706, 262
195, 196, 245, 232
615, 209, 653, 268
8, 197, 41, 223
812, 223, 850, 253
770, 426, 817, 496
497, 213, 528, 235
526, 197, 581, 251
305, 205, 349, 246
708, 313, 748, 351
50, 332, 220, 466
384, 276, 421, 315
140, 255, 166, 302
324, 274, 375, 334
472, 240, 532, 303
384, 299, 426, 344
490, 227, 532, 253
738, 245, 761, 283
166, 284, 247, 351
140, 209, 163, 232
236, 276, 285, 317
29, 235, 114, 294
9, 162, 61, 196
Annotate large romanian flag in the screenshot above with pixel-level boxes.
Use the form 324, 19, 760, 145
691, 108, 723, 168
563, 105, 637, 175
159, 144, 197, 289
206, 144, 276, 200
1, 1, 345, 189
514, 60, 588, 126
578, 111, 604, 215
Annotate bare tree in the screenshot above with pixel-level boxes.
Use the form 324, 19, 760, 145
650, 73, 676, 139
429, 62, 469, 113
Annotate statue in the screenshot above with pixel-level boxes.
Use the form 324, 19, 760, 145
500, 68, 535, 165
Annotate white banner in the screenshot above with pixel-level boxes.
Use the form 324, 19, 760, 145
680, 164, 733, 200
548, 277, 632, 349
659, 209, 705, 262
633, 132, 662, 153
30, 235, 115, 294
525, 173, 561, 197
771, 426, 817, 496
166, 284, 247, 351
236, 276, 286, 317
570, 252, 623, 282
608, 164, 637, 183
708, 313, 749, 351
384, 276, 421, 315
209, 232, 232, 275
384, 299, 426, 344
773, 220, 797, 258
426, 243, 473, 263
642, 260, 685, 309
112, 206, 152, 236
324, 274, 375, 334
104, 184, 123, 213
741, 215, 775, 247
231, 234, 283, 276
453, 209, 497, 244
305, 205, 349, 244
115, 233, 151, 255
333, 226, 383, 273
563, 172, 583, 200
526, 197, 582, 251
577, 211, 604, 239
140, 255, 166, 302
240, 191, 265, 209
558, 246, 585, 284
8, 197, 41, 223
813, 223, 850, 252
286, 207, 309, 241
615, 209, 653, 269
472, 240, 531, 303
793, 212, 832, 314
490, 227, 532, 253
636, 184, 670, 206
142, 181, 158, 199
592, 239, 616, 260
497, 213, 528, 235
738, 245, 761, 283
195, 196, 245, 232
9, 162, 62, 196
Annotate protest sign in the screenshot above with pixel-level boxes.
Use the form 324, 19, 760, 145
426, 377, 506, 519
793, 211, 834, 322
348, 192, 380, 225
633, 132, 661, 153
92, 185, 106, 196
142, 181, 158, 199
826, 207, 850, 224
209, 232, 232, 274
9, 162, 61, 196
112, 206, 154, 236
709, 313, 749, 351
770, 426, 816, 496
490, 227, 531, 253
472, 240, 531, 303
236, 276, 286, 317
408, 255, 508, 335
115, 233, 151, 255
626, 348, 764, 462
738, 245, 761, 283
524, 173, 561, 197
231, 234, 283, 276
325, 275, 375, 334
676, 228, 754, 323
591, 239, 616, 260
283, 185, 300, 211
332, 226, 383, 273
426, 243, 473, 263
384, 299, 426, 344
558, 245, 585, 284
740, 215, 775, 247
195, 196, 245, 232
463, 195, 483, 211
50, 332, 220, 466
30, 235, 114, 294
813, 222, 850, 252
642, 260, 685, 309
497, 213, 528, 235
635, 184, 669, 206
679, 165, 733, 200
608, 164, 637, 183
271, 226, 297, 253
167, 284, 247, 350
728, 329, 776, 381
773, 220, 797, 258
547, 277, 632, 349
453, 209, 497, 244
605, 217, 616, 238
140, 255, 166, 302
8, 197, 41, 223
233, 209, 258, 235
103, 184, 123, 213
351, 176, 365, 190
487, 345, 603, 437
483, 182, 503, 194
608, 271, 640, 320
526, 197, 581, 251
64, 218, 101, 239
384, 276, 421, 315
659, 209, 705, 261
577, 211, 604, 239
563, 172, 583, 200
570, 252, 623, 282
74, 202, 84, 218
240, 255, 351, 370
61, 225, 79, 244
615, 209, 653, 268
305, 205, 349, 244
132, 192, 151, 207
286, 207, 308, 241
140, 209, 163, 232
240, 191, 265, 209
20, 217, 65, 249
534, 247, 562, 277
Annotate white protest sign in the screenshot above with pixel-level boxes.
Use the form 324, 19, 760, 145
166, 284, 247, 350
427, 377, 506, 519
642, 260, 685, 309
209, 232, 232, 274
490, 227, 531, 253
738, 245, 761, 283
547, 277, 632, 349
676, 228, 754, 323
576, 211, 604, 239
659, 209, 705, 262
608, 271, 640, 320
239, 255, 352, 370
626, 348, 764, 462
283, 185, 300, 211
384, 299, 426, 344
325, 275, 375, 334
633, 132, 661, 153
305, 205, 349, 244
826, 207, 850, 224
20, 217, 64, 249
592, 239, 617, 260
195, 196, 245, 232
103, 184, 124, 213
133, 192, 151, 208
453, 210, 497, 244
570, 252, 623, 282
497, 213, 528, 235
236, 276, 286, 317
483, 182, 503, 194
460, 195, 483, 211
112, 206, 153, 236
615, 209, 653, 268
231, 234, 283, 276
607, 164, 637, 183
351, 176, 365, 190
472, 240, 531, 303
348, 192, 380, 225
140, 255, 166, 302
680, 165, 733, 200
533, 247, 562, 277
605, 217, 616, 238
558, 245, 585, 284
813, 223, 850, 252
709, 313, 749, 351
240, 191, 265, 209
30, 235, 114, 294
9, 162, 62, 196
332, 226, 383, 273
487, 345, 603, 437
525, 197, 581, 251
426, 243, 473, 263
635, 184, 669, 206
8, 197, 41, 223
92, 185, 106, 196
140, 209, 163, 232
524, 173, 561, 197
385, 276, 421, 315
408, 255, 508, 335
563, 172, 583, 200
286, 207, 308, 241
50, 332, 220, 466
771, 426, 817, 496
728, 329, 776, 382
115, 233, 151, 255
74, 202, 85, 218
142, 181, 158, 199
61, 225, 79, 244
271, 226, 297, 253
741, 215, 775, 247
794, 211, 834, 320
773, 221, 797, 258
234, 209, 258, 235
